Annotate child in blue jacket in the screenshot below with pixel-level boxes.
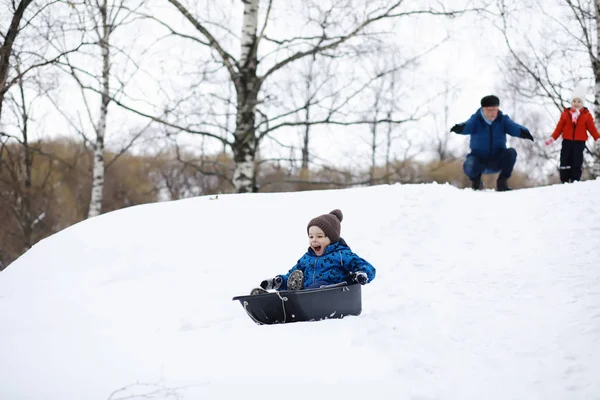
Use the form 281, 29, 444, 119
251, 209, 375, 295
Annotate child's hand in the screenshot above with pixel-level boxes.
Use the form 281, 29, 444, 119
545, 138, 554, 146
260, 276, 282, 290
348, 271, 368, 285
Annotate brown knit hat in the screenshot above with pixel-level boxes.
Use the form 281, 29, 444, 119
306, 209, 343, 242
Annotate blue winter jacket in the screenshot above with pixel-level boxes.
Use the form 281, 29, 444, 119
456, 109, 526, 159
278, 238, 375, 290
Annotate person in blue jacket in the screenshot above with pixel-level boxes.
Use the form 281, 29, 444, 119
451, 95, 534, 191
251, 209, 375, 295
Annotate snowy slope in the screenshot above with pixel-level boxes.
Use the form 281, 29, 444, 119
1, 182, 599, 400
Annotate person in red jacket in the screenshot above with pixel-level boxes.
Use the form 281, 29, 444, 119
545, 86, 600, 183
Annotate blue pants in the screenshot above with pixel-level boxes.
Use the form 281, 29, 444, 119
463, 148, 517, 180
305, 280, 332, 289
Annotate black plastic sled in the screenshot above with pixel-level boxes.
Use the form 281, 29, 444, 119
232, 283, 362, 325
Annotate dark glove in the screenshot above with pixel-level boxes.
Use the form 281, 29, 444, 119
450, 123, 465, 133
260, 276, 283, 290
520, 128, 534, 141
348, 271, 368, 285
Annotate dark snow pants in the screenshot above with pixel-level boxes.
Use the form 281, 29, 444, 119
463, 148, 517, 180
305, 280, 331, 289
559, 139, 586, 183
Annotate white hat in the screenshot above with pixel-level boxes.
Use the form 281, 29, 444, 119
571, 85, 586, 102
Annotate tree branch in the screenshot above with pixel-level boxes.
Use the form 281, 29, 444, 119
259, 3, 480, 83
166, 0, 238, 82
2, 43, 87, 96
81, 82, 233, 146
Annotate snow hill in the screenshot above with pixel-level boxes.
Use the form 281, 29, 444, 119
1, 182, 599, 400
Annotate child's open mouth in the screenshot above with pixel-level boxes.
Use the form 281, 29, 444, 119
313, 245, 322, 253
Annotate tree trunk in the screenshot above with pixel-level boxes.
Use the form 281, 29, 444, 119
0, 0, 33, 121
17, 69, 34, 252
232, 0, 259, 193
17, 70, 32, 187
88, 0, 110, 218
301, 107, 310, 171
385, 109, 392, 184
370, 94, 381, 186
385, 72, 397, 184
370, 121, 377, 186
301, 56, 316, 173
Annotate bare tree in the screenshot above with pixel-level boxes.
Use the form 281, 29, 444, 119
0, 0, 81, 123
430, 76, 461, 162
294, 54, 332, 174
45, 0, 147, 217
0, 0, 33, 121
115, 0, 481, 193
87, 0, 113, 218
361, 50, 439, 185
496, 0, 600, 177
0, 74, 51, 262
0, 0, 78, 265
284, 53, 339, 186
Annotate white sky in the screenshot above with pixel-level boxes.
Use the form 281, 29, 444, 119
1, 180, 599, 399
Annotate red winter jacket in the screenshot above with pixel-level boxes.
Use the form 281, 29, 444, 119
551, 107, 600, 141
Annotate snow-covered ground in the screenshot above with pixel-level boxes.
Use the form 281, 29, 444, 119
1, 181, 599, 400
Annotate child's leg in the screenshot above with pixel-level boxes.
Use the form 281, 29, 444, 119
570, 140, 586, 181
559, 140, 574, 183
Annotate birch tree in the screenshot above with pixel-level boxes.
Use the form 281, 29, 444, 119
87, 0, 112, 218
48, 0, 145, 217
131, 0, 480, 193
81, 0, 142, 218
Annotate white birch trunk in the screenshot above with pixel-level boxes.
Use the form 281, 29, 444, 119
88, 0, 110, 218
240, 0, 258, 67
232, 0, 259, 193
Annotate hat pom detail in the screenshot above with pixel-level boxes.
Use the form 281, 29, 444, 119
329, 209, 343, 222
